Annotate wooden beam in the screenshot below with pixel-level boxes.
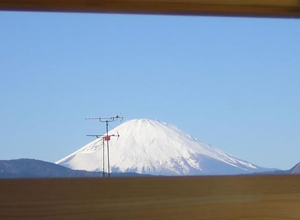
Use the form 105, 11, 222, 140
0, 0, 300, 18
1, 175, 300, 220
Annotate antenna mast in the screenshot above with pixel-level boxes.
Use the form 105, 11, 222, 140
86, 115, 123, 177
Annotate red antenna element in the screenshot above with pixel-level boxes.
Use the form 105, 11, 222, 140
86, 115, 123, 177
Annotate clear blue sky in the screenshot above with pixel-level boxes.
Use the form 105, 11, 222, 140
0, 11, 299, 170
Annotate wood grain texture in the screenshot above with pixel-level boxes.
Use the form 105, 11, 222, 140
0, 0, 300, 18
1, 175, 300, 220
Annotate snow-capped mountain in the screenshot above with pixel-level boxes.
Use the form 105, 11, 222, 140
57, 119, 269, 175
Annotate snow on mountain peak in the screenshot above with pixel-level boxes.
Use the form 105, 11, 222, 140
57, 118, 267, 175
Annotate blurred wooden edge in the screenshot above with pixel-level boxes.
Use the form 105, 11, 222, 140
0, 0, 300, 18
1, 175, 300, 220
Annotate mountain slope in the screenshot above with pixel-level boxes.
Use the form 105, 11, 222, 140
0, 159, 145, 178
57, 119, 270, 175
0, 159, 102, 178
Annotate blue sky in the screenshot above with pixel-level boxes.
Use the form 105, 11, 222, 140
0, 11, 299, 169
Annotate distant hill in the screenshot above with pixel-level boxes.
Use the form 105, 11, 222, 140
0, 159, 145, 178
289, 162, 300, 174
256, 161, 300, 175
249, 169, 289, 175
1, 158, 295, 178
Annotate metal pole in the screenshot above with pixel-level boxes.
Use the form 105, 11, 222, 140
106, 121, 110, 178
107, 139, 110, 177
102, 137, 105, 177
86, 115, 123, 178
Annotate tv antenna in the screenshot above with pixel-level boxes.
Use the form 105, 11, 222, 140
86, 115, 123, 177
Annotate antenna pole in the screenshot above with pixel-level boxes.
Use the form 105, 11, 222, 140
107, 136, 110, 177
86, 115, 123, 178
106, 120, 110, 177
102, 137, 105, 177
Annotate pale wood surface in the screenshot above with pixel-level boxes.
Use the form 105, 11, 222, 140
0, 0, 300, 18
1, 175, 300, 220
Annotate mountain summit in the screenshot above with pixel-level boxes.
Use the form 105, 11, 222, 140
57, 119, 268, 175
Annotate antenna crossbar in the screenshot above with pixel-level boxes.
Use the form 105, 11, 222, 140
86, 115, 123, 123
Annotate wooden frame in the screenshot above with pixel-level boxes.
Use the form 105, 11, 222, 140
2, 175, 300, 220
0, 0, 300, 18
1, 0, 300, 219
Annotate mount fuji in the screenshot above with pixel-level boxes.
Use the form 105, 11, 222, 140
57, 119, 269, 175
